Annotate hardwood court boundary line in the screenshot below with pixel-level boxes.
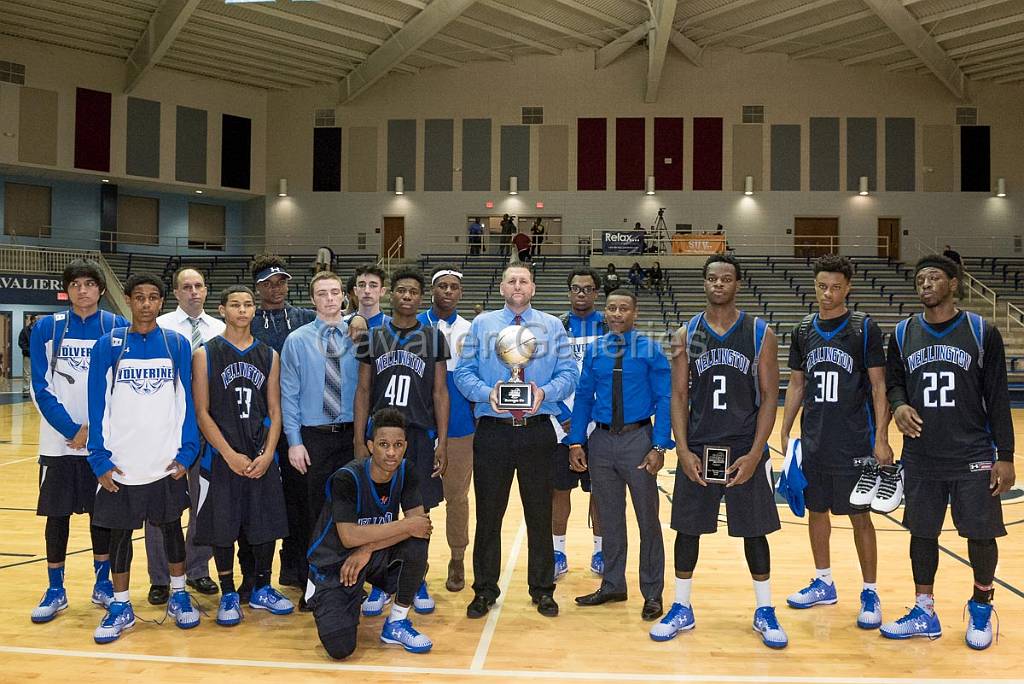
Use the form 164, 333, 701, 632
0, 646, 1010, 683
470, 520, 527, 671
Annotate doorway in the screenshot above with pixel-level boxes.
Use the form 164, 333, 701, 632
794, 217, 839, 257
467, 215, 563, 256
382, 216, 405, 258
878, 217, 901, 260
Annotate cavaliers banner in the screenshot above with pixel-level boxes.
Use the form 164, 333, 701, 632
0, 273, 68, 305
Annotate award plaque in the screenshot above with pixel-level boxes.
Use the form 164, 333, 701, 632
703, 445, 731, 484
494, 324, 537, 425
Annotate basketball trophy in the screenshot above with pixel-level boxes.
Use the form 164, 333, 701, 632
494, 324, 537, 426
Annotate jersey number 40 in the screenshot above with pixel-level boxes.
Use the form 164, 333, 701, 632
385, 375, 411, 407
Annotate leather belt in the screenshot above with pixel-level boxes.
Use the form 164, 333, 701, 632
479, 415, 545, 428
595, 419, 650, 435
307, 423, 353, 433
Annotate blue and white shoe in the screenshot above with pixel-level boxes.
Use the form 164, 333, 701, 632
249, 585, 294, 615
31, 587, 68, 623
553, 550, 568, 582
649, 602, 695, 641
965, 600, 995, 650
362, 587, 392, 616
217, 592, 243, 626
167, 590, 201, 629
380, 617, 433, 653
590, 551, 604, 576
413, 581, 435, 614
94, 601, 135, 643
880, 605, 942, 640
857, 589, 882, 629
786, 578, 838, 609
91, 580, 114, 608
753, 606, 788, 649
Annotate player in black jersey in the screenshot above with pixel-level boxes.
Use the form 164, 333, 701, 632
193, 285, 293, 625
882, 255, 1015, 650
355, 268, 449, 615
306, 408, 433, 659
652, 254, 788, 649
779, 255, 891, 628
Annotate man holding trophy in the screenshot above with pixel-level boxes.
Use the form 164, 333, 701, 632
454, 264, 578, 619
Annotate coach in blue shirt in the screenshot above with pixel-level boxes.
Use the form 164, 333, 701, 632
568, 289, 671, 621
455, 263, 578, 618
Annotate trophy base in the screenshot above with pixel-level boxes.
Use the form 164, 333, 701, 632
496, 382, 533, 424
703, 445, 731, 484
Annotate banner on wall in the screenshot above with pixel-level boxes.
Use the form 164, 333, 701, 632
671, 234, 727, 255
0, 273, 68, 305
602, 230, 645, 254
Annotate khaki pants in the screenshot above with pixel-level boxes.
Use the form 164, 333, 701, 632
443, 434, 474, 561
22, 355, 31, 394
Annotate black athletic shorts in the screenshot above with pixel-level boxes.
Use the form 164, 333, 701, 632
194, 454, 289, 547
670, 448, 781, 537
36, 455, 98, 517
553, 443, 591, 492
92, 474, 189, 531
407, 426, 443, 511
804, 468, 865, 516
902, 471, 1006, 539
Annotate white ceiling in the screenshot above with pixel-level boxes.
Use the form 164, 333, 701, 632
1, 0, 1023, 96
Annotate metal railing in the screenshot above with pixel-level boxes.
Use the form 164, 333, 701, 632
0, 245, 130, 317
379, 236, 404, 275
1006, 300, 1024, 333
962, 272, 999, 319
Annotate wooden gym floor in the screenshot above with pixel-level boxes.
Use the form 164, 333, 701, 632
0, 395, 1021, 683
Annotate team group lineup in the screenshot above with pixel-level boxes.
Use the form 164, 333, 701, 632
23, 250, 1016, 660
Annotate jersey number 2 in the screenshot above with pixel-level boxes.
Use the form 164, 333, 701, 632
922, 371, 955, 407
235, 387, 252, 418
385, 375, 411, 407
712, 375, 727, 410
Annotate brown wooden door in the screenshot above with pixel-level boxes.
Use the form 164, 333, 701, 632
382, 216, 405, 258
878, 217, 900, 260
793, 217, 839, 257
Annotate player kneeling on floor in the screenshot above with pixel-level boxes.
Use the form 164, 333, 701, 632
306, 408, 434, 659
193, 285, 293, 626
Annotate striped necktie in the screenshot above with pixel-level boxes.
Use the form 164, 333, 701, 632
323, 326, 343, 421
189, 317, 203, 350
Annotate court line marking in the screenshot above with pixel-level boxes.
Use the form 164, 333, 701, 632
0, 457, 37, 467
470, 520, 526, 671
0, 645, 1010, 682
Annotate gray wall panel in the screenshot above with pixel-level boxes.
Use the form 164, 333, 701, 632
538, 124, 568, 191
461, 119, 491, 191
922, 124, 954, 192
770, 124, 801, 191
387, 119, 416, 192
126, 97, 160, 179
423, 119, 453, 191
18, 88, 58, 166
731, 124, 763, 191
347, 126, 378, 192
885, 117, 915, 191
500, 125, 530, 191
809, 117, 839, 191
846, 118, 877, 191
175, 106, 207, 184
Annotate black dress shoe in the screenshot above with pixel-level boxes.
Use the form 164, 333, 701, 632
148, 584, 169, 605
186, 576, 219, 595
533, 594, 559, 617
641, 598, 664, 621
278, 573, 304, 589
574, 589, 628, 606
466, 594, 496, 619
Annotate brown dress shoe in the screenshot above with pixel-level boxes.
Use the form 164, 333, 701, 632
446, 559, 465, 592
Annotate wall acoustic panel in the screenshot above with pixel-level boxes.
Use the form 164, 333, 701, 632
577, 118, 607, 190
175, 106, 207, 184
922, 124, 954, 192
387, 119, 416, 192
809, 117, 839, 191
692, 117, 723, 191
615, 117, 645, 191
126, 97, 161, 179
312, 127, 342, 192
960, 125, 991, 193
771, 124, 801, 191
731, 124, 762, 192
846, 118, 876, 192
461, 119, 491, 191
538, 124, 568, 191
221, 114, 252, 190
424, 119, 454, 191
74, 87, 111, 172
653, 117, 683, 191
347, 126, 377, 192
885, 117, 915, 191
18, 87, 58, 166
500, 125, 530, 191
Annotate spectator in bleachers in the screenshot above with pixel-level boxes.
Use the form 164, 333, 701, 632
513, 230, 532, 263
628, 262, 646, 293
500, 214, 515, 256
468, 218, 484, 256
647, 261, 664, 293
315, 246, 334, 274
943, 244, 963, 265
19, 315, 35, 398
603, 264, 621, 296
530, 218, 546, 258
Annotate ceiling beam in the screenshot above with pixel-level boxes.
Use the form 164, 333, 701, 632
181, 23, 357, 70
645, 0, 678, 102
669, 29, 702, 66
476, 0, 605, 47
970, 63, 1024, 80
682, 0, 764, 27
125, 0, 201, 93
743, 10, 873, 52
697, 0, 837, 47
339, 0, 476, 105
548, 0, 632, 30
963, 53, 1024, 75
160, 59, 289, 90
791, 28, 889, 59
858, 0, 965, 98
167, 45, 330, 87
595, 22, 651, 69
173, 38, 348, 80
455, 16, 562, 54
994, 72, 1024, 83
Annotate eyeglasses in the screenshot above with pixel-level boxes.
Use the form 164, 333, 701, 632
569, 285, 596, 294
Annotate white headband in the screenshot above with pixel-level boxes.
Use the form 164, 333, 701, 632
431, 269, 463, 284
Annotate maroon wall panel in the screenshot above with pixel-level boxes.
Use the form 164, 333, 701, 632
74, 88, 112, 172
692, 117, 723, 191
576, 118, 607, 190
615, 117, 645, 191
654, 117, 684, 190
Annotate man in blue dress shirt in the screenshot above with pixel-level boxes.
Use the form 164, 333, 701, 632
454, 264, 578, 618
568, 289, 670, 622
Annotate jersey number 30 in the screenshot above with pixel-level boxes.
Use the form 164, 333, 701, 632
385, 375, 411, 407
813, 371, 839, 403
922, 371, 955, 407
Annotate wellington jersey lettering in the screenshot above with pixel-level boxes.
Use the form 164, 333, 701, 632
220, 361, 267, 390
554, 311, 606, 442
685, 311, 768, 452
205, 337, 275, 460
361, 323, 449, 430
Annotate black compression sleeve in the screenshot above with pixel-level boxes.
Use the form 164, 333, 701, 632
981, 326, 1015, 462
885, 333, 909, 412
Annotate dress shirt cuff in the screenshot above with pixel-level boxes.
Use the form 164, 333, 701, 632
286, 429, 303, 446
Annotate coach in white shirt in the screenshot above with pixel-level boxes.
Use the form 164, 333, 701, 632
145, 267, 226, 604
